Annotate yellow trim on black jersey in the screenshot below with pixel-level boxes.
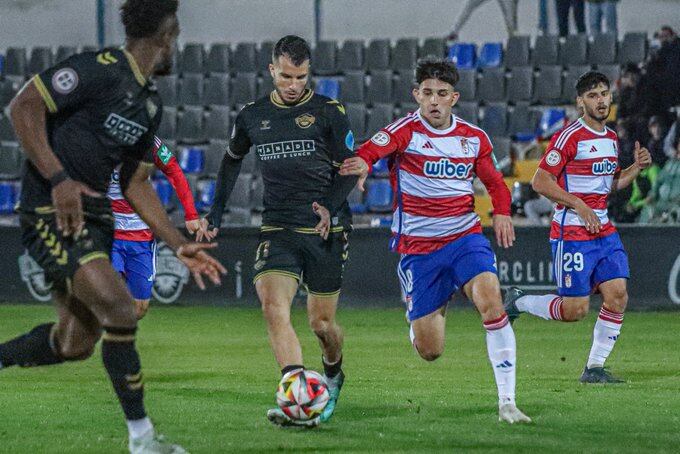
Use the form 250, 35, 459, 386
307, 289, 341, 297
260, 225, 285, 232
78, 251, 109, 265
32, 75, 58, 113
260, 225, 345, 235
35, 205, 56, 214
121, 48, 146, 86
269, 89, 314, 108
253, 270, 301, 285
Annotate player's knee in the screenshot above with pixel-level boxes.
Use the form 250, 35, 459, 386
58, 334, 100, 361
417, 345, 443, 362
261, 298, 290, 323
606, 291, 628, 313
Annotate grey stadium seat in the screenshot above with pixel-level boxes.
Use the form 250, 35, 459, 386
561, 65, 590, 103
506, 66, 533, 103
206, 43, 231, 74
28, 47, 53, 75
203, 73, 230, 106
507, 102, 541, 138
366, 39, 391, 72
560, 34, 588, 66
230, 72, 258, 106
176, 107, 205, 143
180, 43, 205, 74
597, 64, 621, 86
398, 103, 419, 117
257, 76, 274, 99
366, 104, 395, 137
346, 103, 367, 141
257, 41, 274, 74
491, 136, 512, 175
4, 47, 27, 77
155, 75, 178, 107
0, 142, 23, 179
232, 42, 257, 73
456, 69, 476, 101
618, 32, 647, 65
0, 114, 16, 141
505, 35, 531, 68
338, 40, 365, 72
589, 33, 617, 65
533, 65, 563, 105
366, 70, 393, 105
477, 68, 506, 103
204, 106, 231, 140
227, 174, 252, 209
0, 79, 20, 109
157, 107, 177, 141
393, 75, 416, 105
391, 38, 418, 73
204, 140, 226, 177
480, 103, 508, 137
453, 101, 479, 124
339, 71, 365, 103
55, 46, 77, 64
313, 40, 338, 75
419, 37, 446, 59
178, 73, 204, 106
532, 35, 559, 66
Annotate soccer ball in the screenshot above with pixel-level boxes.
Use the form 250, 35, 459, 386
276, 369, 330, 421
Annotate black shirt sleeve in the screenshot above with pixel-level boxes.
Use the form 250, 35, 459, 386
324, 100, 356, 163
227, 107, 252, 159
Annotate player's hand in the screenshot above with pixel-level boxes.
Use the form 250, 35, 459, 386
312, 202, 331, 240
51, 178, 101, 237
574, 199, 601, 234
634, 141, 652, 169
176, 242, 227, 290
339, 157, 370, 192
185, 219, 202, 235
195, 217, 218, 242
492, 214, 515, 248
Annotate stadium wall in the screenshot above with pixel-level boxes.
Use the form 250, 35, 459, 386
3, 226, 680, 309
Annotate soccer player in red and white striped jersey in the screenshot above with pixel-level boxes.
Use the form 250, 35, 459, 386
340, 57, 530, 424
504, 71, 652, 383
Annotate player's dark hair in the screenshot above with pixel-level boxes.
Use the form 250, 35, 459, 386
576, 71, 610, 96
415, 57, 460, 88
273, 35, 311, 66
120, 0, 179, 39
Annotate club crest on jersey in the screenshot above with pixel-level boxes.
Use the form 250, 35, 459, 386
546, 150, 561, 166
18, 251, 52, 302
295, 113, 315, 129
592, 158, 617, 175
423, 159, 473, 179
460, 137, 470, 154
564, 273, 572, 288
152, 242, 190, 304
370, 131, 390, 146
51, 68, 78, 94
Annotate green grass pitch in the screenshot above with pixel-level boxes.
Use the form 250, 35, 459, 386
0, 304, 678, 453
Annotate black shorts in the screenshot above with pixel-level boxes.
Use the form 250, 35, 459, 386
20, 196, 114, 292
252, 227, 350, 296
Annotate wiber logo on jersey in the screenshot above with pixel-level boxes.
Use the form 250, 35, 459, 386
423, 159, 473, 179
592, 158, 617, 175
104, 113, 148, 145
256, 140, 315, 161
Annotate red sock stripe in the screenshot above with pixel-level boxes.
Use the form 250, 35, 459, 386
549, 297, 563, 321
599, 307, 624, 324
484, 313, 509, 331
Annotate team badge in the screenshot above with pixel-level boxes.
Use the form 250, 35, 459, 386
460, 137, 469, 154
546, 150, 561, 166
51, 68, 78, 94
295, 113, 315, 129
18, 251, 52, 302
152, 242, 190, 304
564, 273, 572, 288
370, 131, 390, 147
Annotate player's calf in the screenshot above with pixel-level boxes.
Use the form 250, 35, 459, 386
410, 312, 446, 362
560, 298, 590, 321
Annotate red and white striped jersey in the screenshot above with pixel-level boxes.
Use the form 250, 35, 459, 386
357, 110, 511, 255
108, 136, 199, 241
538, 118, 620, 241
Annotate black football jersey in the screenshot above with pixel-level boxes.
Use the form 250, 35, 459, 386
21, 47, 162, 211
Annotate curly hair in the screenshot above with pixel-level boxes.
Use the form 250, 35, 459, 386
576, 71, 610, 96
415, 56, 460, 88
120, 0, 179, 39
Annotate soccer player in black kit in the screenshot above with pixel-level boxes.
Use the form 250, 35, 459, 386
0, 2, 225, 453
202, 35, 357, 427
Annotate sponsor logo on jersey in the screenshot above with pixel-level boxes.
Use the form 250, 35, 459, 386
18, 251, 53, 302
589, 145, 598, 153
96, 51, 118, 65
592, 158, 617, 175
151, 242, 189, 304
51, 68, 78, 94
422, 158, 473, 179
370, 131, 390, 146
256, 140, 315, 160
422, 140, 434, 150
104, 113, 148, 145
295, 113, 315, 129
545, 150, 561, 166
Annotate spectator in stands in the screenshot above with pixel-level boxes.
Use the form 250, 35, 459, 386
447, 0, 519, 41
642, 26, 680, 123
639, 135, 680, 223
585, 0, 618, 36
608, 118, 635, 222
617, 64, 648, 141
626, 161, 659, 221
555, 0, 586, 38
647, 116, 668, 167
663, 115, 679, 160
524, 195, 553, 225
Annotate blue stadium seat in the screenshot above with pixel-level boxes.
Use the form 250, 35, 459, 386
478, 42, 503, 68
366, 179, 393, 213
179, 147, 205, 174
0, 181, 16, 214
153, 177, 173, 209
348, 187, 366, 214
195, 178, 216, 212
0, 54, 4, 76
315, 78, 340, 99
447, 43, 477, 70
537, 108, 567, 140
372, 158, 389, 177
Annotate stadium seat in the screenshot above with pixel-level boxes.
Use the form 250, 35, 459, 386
153, 177, 174, 209
251, 176, 264, 212
4, 47, 27, 77
313, 41, 338, 75
203, 73, 230, 106
507, 102, 541, 140
366, 103, 395, 137
257, 76, 274, 98
506, 66, 533, 103
176, 106, 205, 143
588, 33, 617, 65
206, 43, 231, 74
55, 46, 77, 64
257, 41, 274, 74
562, 65, 590, 102
157, 107, 177, 142
532, 35, 559, 66
597, 64, 621, 86
491, 136, 512, 175
476, 68, 505, 103
347, 187, 366, 214
505, 35, 531, 67
0, 79, 19, 109
372, 158, 390, 177
618, 32, 647, 65
478, 42, 503, 69
393, 75, 416, 106
366, 179, 393, 213
315, 78, 340, 99
0, 142, 23, 179
366, 39, 391, 71
204, 140, 226, 177
227, 174, 252, 209
178, 73, 204, 106
366, 70, 393, 105
28, 47, 53, 75
339, 71, 365, 103
194, 177, 216, 212
232, 42, 258, 74
346, 103, 367, 141
180, 43, 205, 74
178, 146, 205, 174
0, 181, 16, 214
231, 72, 258, 105
338, 40, 365, 72
81, 45, 99, 53
398, 103, 419, 116
448, 43, 477, 70
456, 69, 477, 101
391, 38, 418, 73
0, 114, 15, 142
204, 106, 231, 140
533, 65, 563, 105
480, 103, 508, 137
537, 108, 567, 139
454, 101, 479, 124
155, 75, 178, 107
560, 34, 588, 66
419, 37, 446, 59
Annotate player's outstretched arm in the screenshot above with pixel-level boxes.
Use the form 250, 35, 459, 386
201, 149, 244, 241
613, 141, 652, 191
123, 161, 226, 289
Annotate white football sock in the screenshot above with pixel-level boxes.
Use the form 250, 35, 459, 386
484, 314, 516, 405
516, 294, 564, 320
587, 306, 623, 369
127, 417, 154, 440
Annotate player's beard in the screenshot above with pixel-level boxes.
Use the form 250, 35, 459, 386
586, 104, 610, 122
154, 54, 174, 76
275, 87, 304, 105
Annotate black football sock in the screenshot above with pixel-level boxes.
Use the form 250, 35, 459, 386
322, 355, 343, 378
0, 323, 63, 368
281, 364, 304, 376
